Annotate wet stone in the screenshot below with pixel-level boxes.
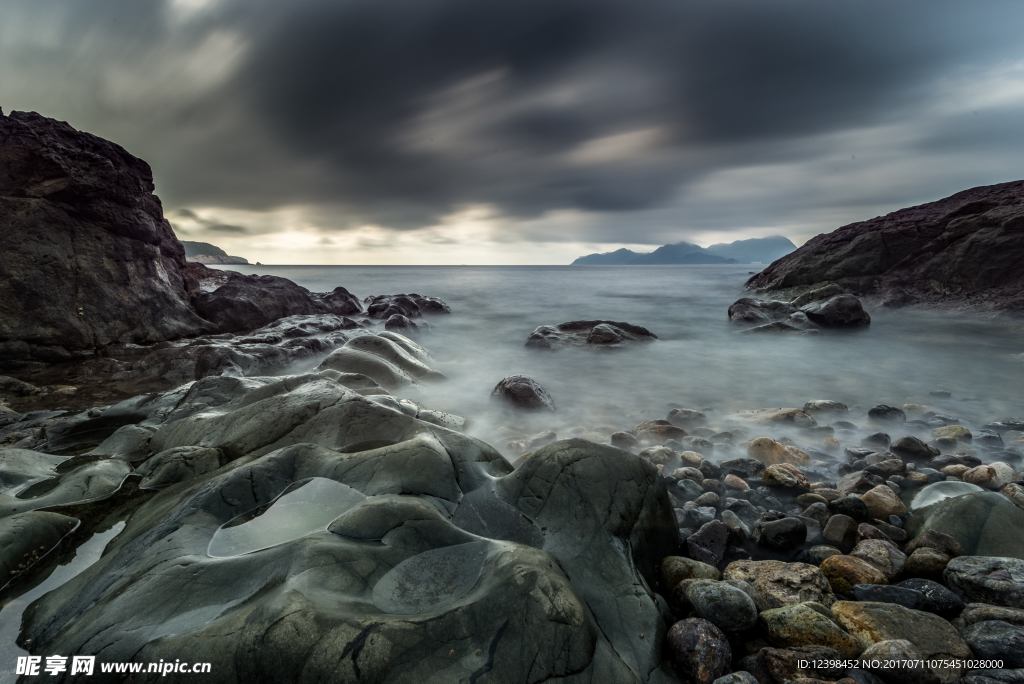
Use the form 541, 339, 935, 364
372, 540, 491, 614
451, 487, 544, 548
208, 478, 367, 557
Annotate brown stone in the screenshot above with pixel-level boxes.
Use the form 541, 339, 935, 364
763, 463, 811, 490
903, 548, 952, 581
723, 560, 835, 608
820, 555, 888, 594
748, 437, 811, 466
860, 484, 907, 520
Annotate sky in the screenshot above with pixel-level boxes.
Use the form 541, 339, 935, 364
3, 0, 1024, 264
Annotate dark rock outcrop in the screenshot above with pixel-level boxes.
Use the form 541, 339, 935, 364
728, 294, 869, 331
364, 293, 452, 318
0, 110, 367, 372
745, 180, 1024, 311
190, 268, 361, 333
525, 320, 658, 350
0, 110, 215, 361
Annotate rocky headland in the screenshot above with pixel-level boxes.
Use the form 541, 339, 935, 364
745, 181, 1024, 312
2, 111, 1024, 684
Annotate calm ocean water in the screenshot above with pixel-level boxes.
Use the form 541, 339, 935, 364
216, 264, 1024, 445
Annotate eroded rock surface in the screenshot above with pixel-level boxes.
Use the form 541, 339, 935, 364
525, 320, 658, 350
11, 373, 681, 683
745, 180, 1024, 311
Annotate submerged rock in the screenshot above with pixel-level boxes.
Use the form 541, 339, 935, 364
363, 293, 451, 318
906, 492, 1024, 559
525, 320, 658, 350
490, 375, 556, 412
800, 295, 871, 327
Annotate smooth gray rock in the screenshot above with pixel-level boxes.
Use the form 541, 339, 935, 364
687, 579, 759, 632
945, 557, 1024, 608
962, 621, 1024, 668
19, 426, 680, 683
908, 492, 1024, 559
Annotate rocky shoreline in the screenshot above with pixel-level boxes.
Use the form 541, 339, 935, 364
3, 305, 1024, 684
3, 110, 1024, 684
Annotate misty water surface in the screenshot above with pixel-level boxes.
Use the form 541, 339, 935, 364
214, 264, 1023, 448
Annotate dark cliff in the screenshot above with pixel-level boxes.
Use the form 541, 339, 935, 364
746, 180, 1024, 311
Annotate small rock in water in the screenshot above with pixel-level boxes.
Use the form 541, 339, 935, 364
490, 375, 556, 412
668, 408, 706, 427
610, 431, 639, 450
869, 405, 907, 424
634, 419, 688, 443
763, 463, 811, 489
891, 436, 941, 460
800, 294, 871, 327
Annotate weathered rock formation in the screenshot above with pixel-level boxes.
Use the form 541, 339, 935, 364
0, 110, 364, 370
526, 320, 658, 349
746, 180, 1024, 311
0, 110, 215, 361
5, 375, 680, 683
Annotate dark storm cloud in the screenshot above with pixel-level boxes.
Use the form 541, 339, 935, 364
3, 0, 1024, 244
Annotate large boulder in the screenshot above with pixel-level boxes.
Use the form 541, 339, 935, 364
0, 110, 215, 362
16, 377, 682, 683
191, 272, 361, 333
905, 491, 1024, 559
0, 110, 366, 370
745, 180, 1024, 311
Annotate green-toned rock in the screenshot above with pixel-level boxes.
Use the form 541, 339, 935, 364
724, 560, 835, 608
661, 555, 721, 591
759, 602, 861, 656
687, 579, 759, 632
906, 491, 1024, 560
831, 601, 972, 683
932, 425, 971, 442
0, 511, 78, 581
820, 555, 888, 594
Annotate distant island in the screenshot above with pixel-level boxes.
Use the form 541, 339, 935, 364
181, 240, 250, 265
571, 235, 796, 265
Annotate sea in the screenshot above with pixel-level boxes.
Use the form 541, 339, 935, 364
214, 264, 1024, 446
1, 263, 1022, 679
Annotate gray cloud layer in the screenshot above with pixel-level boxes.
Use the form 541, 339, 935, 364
3, 0, 1024, 247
